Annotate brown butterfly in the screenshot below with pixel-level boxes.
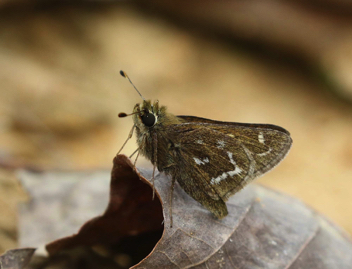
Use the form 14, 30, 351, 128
118, 71, 292, 226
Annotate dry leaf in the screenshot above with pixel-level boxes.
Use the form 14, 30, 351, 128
26, 155, 350, 268
0, 248, 35, 269
18, 170, 112, 248
45, 156, 163, 255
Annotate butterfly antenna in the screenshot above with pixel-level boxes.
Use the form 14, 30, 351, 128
120, 70, 146, 101
118, 111, 140, 118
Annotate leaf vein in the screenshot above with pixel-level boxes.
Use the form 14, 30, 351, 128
284, 224, 320, 269
156, 250, 182, 269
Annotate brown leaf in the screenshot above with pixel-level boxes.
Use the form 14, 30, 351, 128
45, 155, 163, 255
125, 159, 352, 268
35, 155, 352, 268
0, 248, 35, 269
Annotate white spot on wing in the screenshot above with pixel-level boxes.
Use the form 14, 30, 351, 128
193, 157, 209, 165
194, 158, 203, 165
227, 152, 235, 165
196, 139, 203, 144
228, 169, 242, 177
227, 152, 242, 176
217, 140, 226, 149
258, 132, 265, 144
257, 148, 272, 157
211, 172, 228, 185
210, 151, 242, 185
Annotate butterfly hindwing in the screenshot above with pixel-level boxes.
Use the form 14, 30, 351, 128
170, 148, 229, 218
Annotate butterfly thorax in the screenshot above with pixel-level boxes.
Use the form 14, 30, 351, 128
132, 100, 183, 170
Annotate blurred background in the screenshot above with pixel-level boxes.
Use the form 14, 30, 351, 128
0, 0, 352, 254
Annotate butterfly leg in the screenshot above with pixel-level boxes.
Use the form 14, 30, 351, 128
129, 148, 139, 158
133, 150, 140, 171
152, 132, 158, 200
169, 176, 176, 228
117, 124, 135, 154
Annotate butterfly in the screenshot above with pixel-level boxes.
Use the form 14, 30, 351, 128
118, 71, 292, 226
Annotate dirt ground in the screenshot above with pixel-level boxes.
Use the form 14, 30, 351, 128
0, 3, 351, 253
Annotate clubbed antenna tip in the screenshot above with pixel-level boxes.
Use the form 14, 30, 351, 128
120, 70, 146, 101
120, 70, 127, 78
118, 112, 127, 118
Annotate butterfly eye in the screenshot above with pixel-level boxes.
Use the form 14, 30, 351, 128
141, 111, 156, 127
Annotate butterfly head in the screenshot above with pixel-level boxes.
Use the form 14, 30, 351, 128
132, 100, 160, 129
119, 70, 181, 131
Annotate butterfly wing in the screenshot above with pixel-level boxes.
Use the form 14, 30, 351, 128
165, 116, 292, 218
